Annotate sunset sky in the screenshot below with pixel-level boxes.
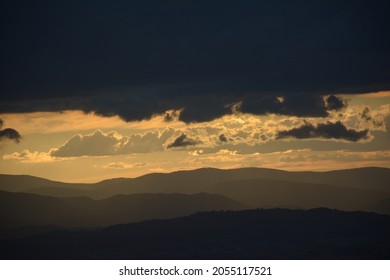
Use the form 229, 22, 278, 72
1, 1, 390, 182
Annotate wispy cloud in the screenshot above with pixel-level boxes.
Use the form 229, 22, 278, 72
3, 150, 60, 163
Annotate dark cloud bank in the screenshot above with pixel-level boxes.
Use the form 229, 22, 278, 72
167, 134, 201, 149
1, 0, 389, 123
0, 119, 21, 143
277, 121, 369, 142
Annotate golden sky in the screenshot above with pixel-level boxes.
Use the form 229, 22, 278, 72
1, 92, 389, 182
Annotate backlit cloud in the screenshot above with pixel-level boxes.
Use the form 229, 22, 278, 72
102, 162, 146, 169
3, 150, 57, 163
50, 129, 176, 157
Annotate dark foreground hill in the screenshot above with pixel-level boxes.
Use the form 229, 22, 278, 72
2, 208, 389, 260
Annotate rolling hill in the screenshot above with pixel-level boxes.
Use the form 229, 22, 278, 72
1, 167, 389, 200
1, 168, 389, 215
208, 178, 389, 213
0, 190, 246, 229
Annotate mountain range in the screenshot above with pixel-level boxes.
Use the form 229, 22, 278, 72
0, 191, 245, 228
1, 167, 389, 215
1, 167, 390, 197
1, 167, 389, 259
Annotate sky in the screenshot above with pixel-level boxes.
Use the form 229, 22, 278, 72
1, 1, 390, 182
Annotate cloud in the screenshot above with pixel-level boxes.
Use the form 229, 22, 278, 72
121, 128, 175, 153
187, 149, 241, 166
163, 110, 181, 122
188, 150, 204, 156
102, 162, 146, 169
329, 103, 390, 133
3, 100, 388, 165
1, 1, 389, 123
325, 95, 347, 111
50, 130, 122, 157
167, 133, 202, 149
186, 148, 390, 171
359, 107, 383, 128
218, 134, 228, 142
3, 150, 56, 163
0, 118, 21, 143
276, 121, 369, 142
239, 95, 347, 118
0, 92, 350, 124
51, 129, 175, 157
0, 128, 21, 143
357, 91, 390, 98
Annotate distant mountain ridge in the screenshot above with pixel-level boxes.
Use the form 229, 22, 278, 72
209, 178, 389, 212
1, 167, 389, 197
1, 167, 389, 215
0, 190, 246, 229
0, 174, 90, 193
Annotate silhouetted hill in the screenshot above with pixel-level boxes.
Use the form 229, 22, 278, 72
93, 167, 390, 195
0, 225, 64, 240
1, 208, 389, 260
21, 187, 91, 198
1, 168, 389, 218
0, 174, 88, 193
209, 178, 390, 213
0, 190, 246, 229
1, 167, 389, 200
369, 198, 390, 215
322, 167, 390, 191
